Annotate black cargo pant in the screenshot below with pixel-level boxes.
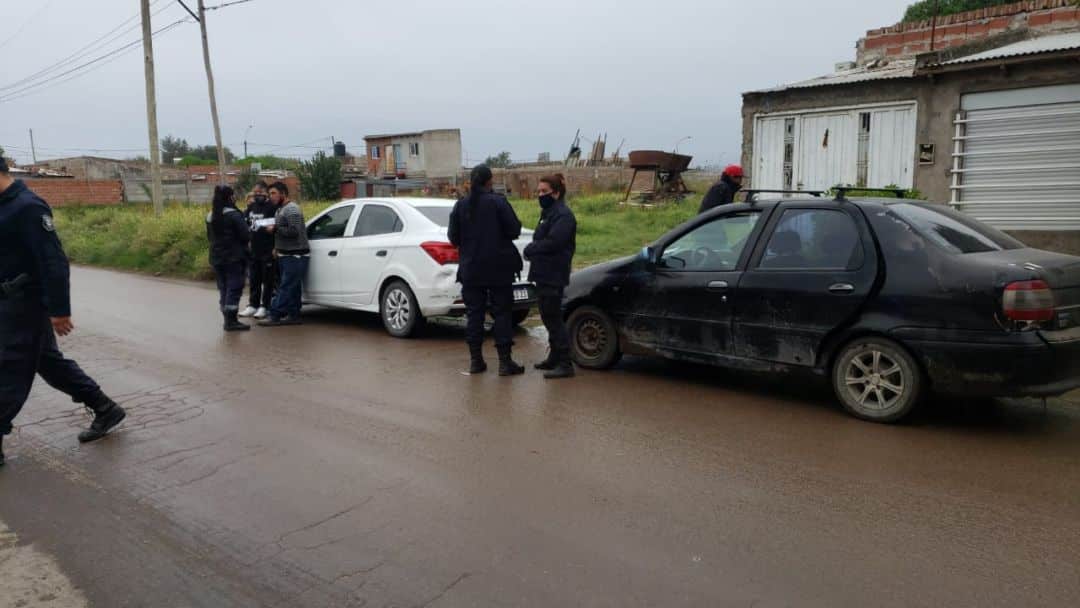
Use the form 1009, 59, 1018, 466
214, 261, 247, 312
537, 284, 570, 357
248, 257, 276, 309
462, 285, 514, 350
0, 300, 107, 437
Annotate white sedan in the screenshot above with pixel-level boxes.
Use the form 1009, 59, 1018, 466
301, 198, 537, 337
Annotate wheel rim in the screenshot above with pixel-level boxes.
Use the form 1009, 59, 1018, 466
385, 289, 410, 331
844, 349, 905, 411
575, 316, 608, 360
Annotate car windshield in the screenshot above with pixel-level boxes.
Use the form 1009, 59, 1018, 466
416, 206, 452, 227
889, 203, 1024, 254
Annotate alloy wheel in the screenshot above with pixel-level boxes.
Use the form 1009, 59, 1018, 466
843, 349, 905, 411
385, 288, 411, 332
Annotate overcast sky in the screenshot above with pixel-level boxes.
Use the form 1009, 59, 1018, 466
1, 0, 912, 168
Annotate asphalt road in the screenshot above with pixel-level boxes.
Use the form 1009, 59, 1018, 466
1, 266, 1078, 608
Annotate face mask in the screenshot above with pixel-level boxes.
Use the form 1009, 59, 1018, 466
254, 195, 268, 203
539, 194, 556, 209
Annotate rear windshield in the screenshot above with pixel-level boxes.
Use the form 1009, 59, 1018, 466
889, 203, 1025, 254
416, 206, 452, 227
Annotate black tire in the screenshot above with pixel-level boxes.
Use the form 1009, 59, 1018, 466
832, 337, 923, 423
512, 309, 531, 326
380, 280, 425, 338
567, 305, 622, 369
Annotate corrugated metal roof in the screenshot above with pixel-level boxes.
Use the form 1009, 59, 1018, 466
747, 59, 916, 94
934, 32, 1080, 66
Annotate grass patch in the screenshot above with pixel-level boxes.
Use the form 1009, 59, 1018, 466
52, 193, 704, 280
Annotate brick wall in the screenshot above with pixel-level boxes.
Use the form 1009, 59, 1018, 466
23, 179, 123, 207
858, 0, 1080, 62
489, 166, 638, 197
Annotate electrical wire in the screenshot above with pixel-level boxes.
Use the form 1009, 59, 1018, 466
0, 18, 192, 104
0, 0, 172, 93
0, 0, 57, 51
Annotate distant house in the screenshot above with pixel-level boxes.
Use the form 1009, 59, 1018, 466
363, 129, 462, 179
741, 0, 1080, 253
31, 156, 148, 180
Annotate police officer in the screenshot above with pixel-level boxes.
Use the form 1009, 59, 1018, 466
524, 174, 577, 379
206, 185, 251, 331
698, 164, 744, 214
0, 157, 126, 466
448, 165, 525, 376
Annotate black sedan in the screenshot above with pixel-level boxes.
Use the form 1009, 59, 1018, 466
563, 195, 1080, 423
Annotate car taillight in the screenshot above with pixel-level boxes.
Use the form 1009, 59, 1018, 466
1003, 280, 1054, 322
421, 241, 459, 265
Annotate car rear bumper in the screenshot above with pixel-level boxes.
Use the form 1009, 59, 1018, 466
418, 283, 537, 318
893, 327, 1080, 397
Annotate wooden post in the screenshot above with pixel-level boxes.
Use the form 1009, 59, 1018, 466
140, 0, 164, 214
198, 1, 227, 186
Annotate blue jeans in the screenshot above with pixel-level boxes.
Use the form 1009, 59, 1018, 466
270, 255, 309, 320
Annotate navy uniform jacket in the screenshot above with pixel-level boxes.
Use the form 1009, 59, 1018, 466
524, 198, 577, 287
0, 180, 71, 317
205, 207, 251, 266
448, 190, 523, 287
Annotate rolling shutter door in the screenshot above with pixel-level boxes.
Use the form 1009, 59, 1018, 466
952, 85, 1080, 230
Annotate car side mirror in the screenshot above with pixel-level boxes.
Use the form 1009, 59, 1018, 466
641, 246, 658, 266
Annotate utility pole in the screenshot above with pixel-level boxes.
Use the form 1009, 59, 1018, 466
197, 1, 227, 185
28, 129, 37, 163
140, 0, 164, 215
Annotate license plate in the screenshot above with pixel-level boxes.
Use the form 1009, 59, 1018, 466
514, 288, 530, 301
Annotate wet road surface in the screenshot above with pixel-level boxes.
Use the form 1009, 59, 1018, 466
1, 266, 1079, 607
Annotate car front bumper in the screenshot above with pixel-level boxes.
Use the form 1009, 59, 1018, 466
893, 327, 1080, 398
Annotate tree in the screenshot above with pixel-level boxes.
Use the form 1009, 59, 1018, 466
483, 151, 513, 168
160, 135, 190, 164
903, 0, 1014, 22
297, 152, 342, 201
190, 145, 235, 164
236, 155, 300, 171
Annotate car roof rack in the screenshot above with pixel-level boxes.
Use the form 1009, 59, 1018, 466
832, 187, 908, 201
743, 189, 825, 203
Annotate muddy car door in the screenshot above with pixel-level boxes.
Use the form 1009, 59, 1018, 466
735, 204, 878, 367
652, 210, 766, 360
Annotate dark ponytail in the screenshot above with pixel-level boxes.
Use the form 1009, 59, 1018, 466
210, 185, 236, 234
464, 164, 493, 221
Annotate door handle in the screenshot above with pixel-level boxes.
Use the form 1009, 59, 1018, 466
328, 250, 339, 257
828, 283, 855, 294
706, 280, 729, 291
376, 250, 388, 257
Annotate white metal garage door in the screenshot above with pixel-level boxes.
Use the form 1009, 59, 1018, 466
951, 84, 1080, 230
752, 102, 916, 192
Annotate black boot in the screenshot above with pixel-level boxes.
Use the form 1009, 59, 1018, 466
78, 397, 127, 444
543, 351, 576, 380
497, 347, 525, 377
223, 310, 250, 332
467, 344, 487, 375
534, 350, 558, 371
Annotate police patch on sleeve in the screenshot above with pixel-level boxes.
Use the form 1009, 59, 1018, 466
42, 215, 56, 232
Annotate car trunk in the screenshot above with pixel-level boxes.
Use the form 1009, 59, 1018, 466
976, 248, 1080, 331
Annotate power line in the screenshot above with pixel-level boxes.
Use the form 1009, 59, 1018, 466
0, 0, 171, 93
0, 18, 192, 104
206, 0, 257, 10
175, 0, 201, 22
0, 0, 56, 51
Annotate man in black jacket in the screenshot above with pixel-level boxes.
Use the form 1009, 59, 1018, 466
524, 174, 577, 379
241, 182, 276, 319
449, 165, 525, 376
0, 158, 126, 466
698, 165, 744, 214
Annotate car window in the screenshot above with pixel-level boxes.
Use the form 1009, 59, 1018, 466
660, 212, 761, 271
889, 203, 1024, 254
354, 205, 403, 237
307, 205, 354, 241
759, 209, 863, 270
415, 206, 452, 228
